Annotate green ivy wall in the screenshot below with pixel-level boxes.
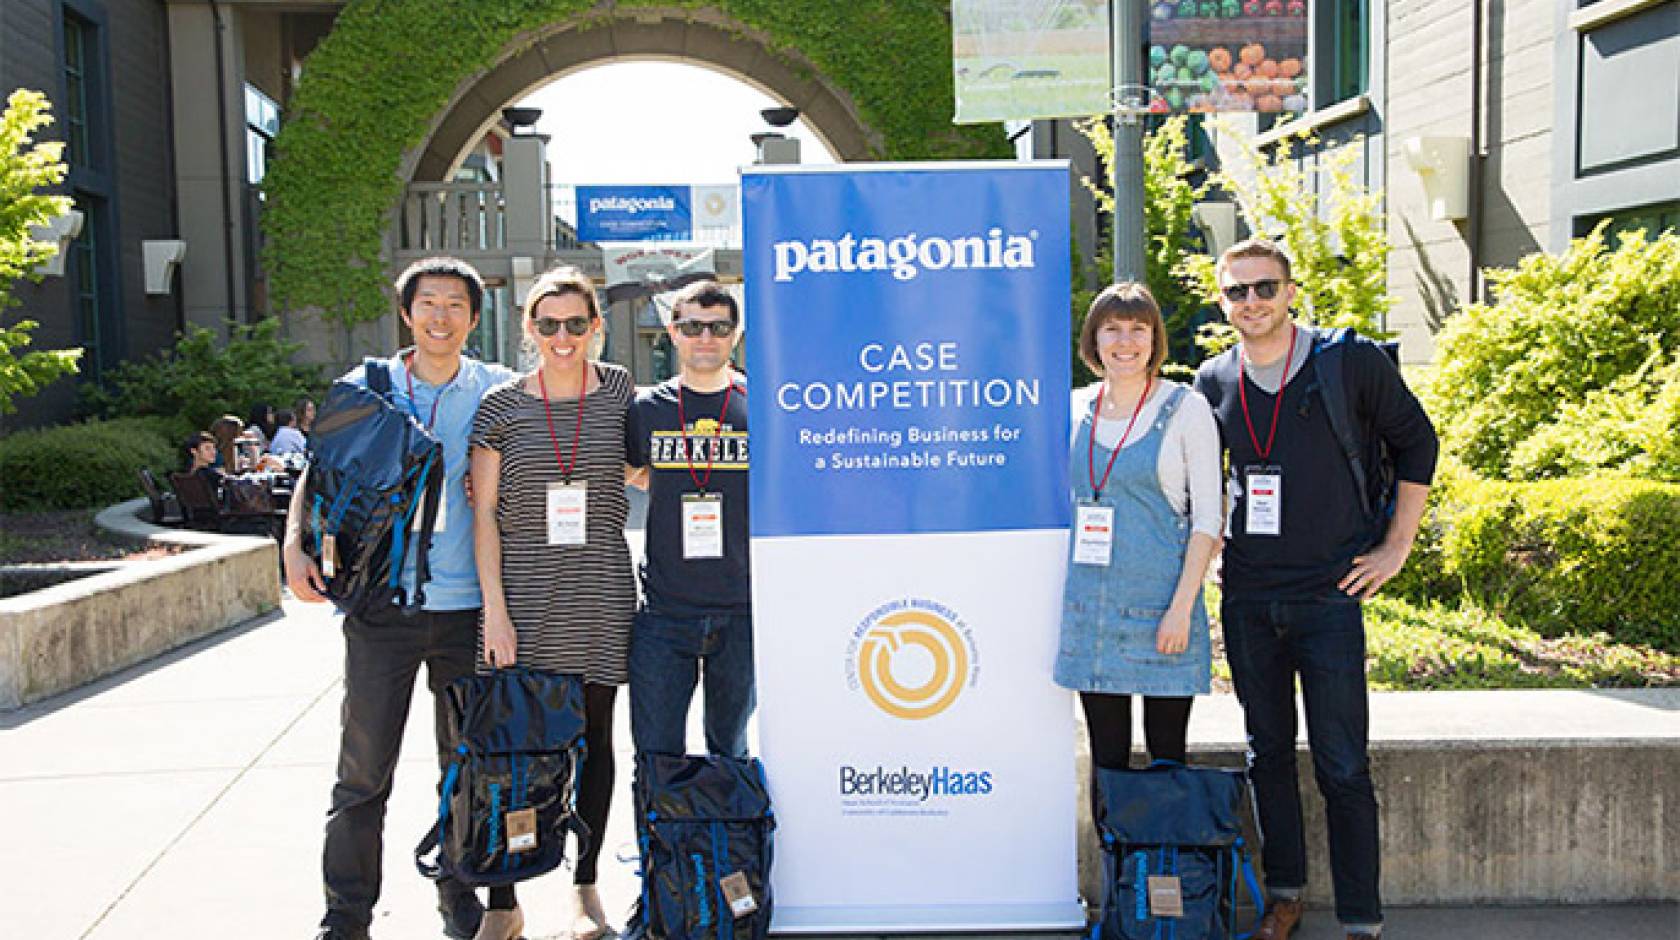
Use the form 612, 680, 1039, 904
264, 0, 1009, 329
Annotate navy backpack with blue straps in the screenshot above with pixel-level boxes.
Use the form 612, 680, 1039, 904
1093, 762, 1264, 940
628, 753, 776, 940
415, 668, 590, 887
304, 359, 444, 616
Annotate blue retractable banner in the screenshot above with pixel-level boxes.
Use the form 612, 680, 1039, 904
744, 163, 1081, 932
575, 185, 692, 242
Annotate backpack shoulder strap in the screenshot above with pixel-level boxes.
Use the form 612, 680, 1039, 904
1311, 328, 1373, 521
364, 357, 393, 397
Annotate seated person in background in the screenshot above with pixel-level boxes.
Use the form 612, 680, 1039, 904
246, 403, 276, 450
293, 396, 317, 435
210, 415, 244, 470
269, 408, 308, 456
182, 432, 225, 488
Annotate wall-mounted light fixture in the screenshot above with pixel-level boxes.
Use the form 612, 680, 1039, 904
1403, 136, 1471, 221
143, 240, 188, 294
30, 209, 84, 277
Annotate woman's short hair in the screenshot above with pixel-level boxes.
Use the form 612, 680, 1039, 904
522, 266, 600, 321
1077, 281, 1168, 376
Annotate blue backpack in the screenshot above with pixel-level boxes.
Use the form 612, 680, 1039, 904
304, 359, 444, 616
627, 753, 776, 940
1093, 762, 1264, 940
415, 668, 590, 887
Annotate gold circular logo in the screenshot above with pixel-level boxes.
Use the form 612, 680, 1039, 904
857, 610, 970, 720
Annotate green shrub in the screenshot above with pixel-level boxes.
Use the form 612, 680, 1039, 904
0, 417, 180, 511
1506, 347, 1680, 482
1390, 470, 1680, 651
80, 318, 322, 431
1425, 226, 1680, 480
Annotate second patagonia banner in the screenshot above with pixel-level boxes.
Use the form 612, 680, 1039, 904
743, 162, 1080, 931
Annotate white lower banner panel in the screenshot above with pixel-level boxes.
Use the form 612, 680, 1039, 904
751, 529, 1083, 932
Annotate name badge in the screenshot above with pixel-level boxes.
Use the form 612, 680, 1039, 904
1072, 502, 1114, 566
719, 870, 757, 919
413, 488, 446, 533
546, 481, 587, 546
1244, 464, 1282, 537
682, 492, 724, 559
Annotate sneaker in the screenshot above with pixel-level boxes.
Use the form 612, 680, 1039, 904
1255, 897, 1304, 940
439, 885, 486, 940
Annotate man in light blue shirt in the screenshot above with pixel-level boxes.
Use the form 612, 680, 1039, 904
283, 257, 515, 940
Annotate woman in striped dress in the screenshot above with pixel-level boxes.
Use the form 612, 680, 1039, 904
470, 266, 634, 940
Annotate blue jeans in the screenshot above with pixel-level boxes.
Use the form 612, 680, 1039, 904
628, 609, 755, 759
1222, 598, 1381, 927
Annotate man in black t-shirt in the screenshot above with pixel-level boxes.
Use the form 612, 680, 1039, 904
625, 280, 754, 759
1193, 240, 1437, 940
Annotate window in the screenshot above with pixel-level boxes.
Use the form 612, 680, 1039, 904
245, 84, 280, 184
1582, 201, 1680, 240
70, 198, 106, 381
62, 12, 92, 166
1318, 0, 1370, 108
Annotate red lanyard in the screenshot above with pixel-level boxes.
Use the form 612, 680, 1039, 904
403, 351, 455, 430
1087, 377, 1151, 497
675, 380, 738, 493
537, 361, 587, 483
1237, 324, 1297, 462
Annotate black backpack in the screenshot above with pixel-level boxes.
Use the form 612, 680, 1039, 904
415, 668, 591, 887
304, 359, 444, 616
1311, 327, 1403, 536
1092, 762, 1264, 940
628, 753, 776, 940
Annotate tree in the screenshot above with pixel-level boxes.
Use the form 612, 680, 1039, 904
1075, 114, 1210, 378
0, 89, 81, 414
1184, 125, 1392, 346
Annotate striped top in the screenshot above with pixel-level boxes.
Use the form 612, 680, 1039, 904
470, 363, 635, 684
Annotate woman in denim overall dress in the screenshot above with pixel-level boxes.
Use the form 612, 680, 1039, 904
1057, 283, 1224, 773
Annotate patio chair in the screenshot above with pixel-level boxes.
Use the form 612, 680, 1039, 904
137, 467, 183, 525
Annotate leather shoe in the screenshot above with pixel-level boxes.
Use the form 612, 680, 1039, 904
439, 885, 486, 940
472, 906, 524, 940
1255, 897, 1304, 940
315, 928, 370, 940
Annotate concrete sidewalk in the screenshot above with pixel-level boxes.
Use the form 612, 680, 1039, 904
2, 592, 1675, 939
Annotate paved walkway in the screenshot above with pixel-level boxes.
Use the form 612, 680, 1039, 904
5, 597, 1675, 939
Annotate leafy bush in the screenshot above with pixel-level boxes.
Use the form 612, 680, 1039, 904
1424, 226, 1680, 480
80, 317, 321, 432
1389, 469, 1680, 651
0, 417, 180, 511
1506, 347, 1680, 482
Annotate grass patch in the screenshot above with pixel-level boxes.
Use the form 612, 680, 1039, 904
1203, 586, 1678, 690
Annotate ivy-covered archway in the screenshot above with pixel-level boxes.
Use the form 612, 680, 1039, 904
264, 0, 1008, 329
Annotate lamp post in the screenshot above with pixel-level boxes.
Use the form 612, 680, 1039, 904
1111, 0, 1146, 284
753, 106, 802, 165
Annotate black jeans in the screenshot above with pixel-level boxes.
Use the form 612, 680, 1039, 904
1222, 597, 1381, 927
321, 604, 478, 931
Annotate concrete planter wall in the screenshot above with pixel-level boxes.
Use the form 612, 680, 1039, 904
1073, 692, 1679, 912
0, 499, 279, 709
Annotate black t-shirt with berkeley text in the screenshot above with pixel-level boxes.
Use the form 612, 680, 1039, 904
626, 377, 751, 615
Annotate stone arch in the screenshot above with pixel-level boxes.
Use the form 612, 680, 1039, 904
408, 12, 876, 184
264, 1, 1005, 328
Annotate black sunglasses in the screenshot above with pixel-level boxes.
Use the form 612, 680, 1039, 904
1221, 279, 1282, 303
673, 319, 736, 339
533, 315, 592, 337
